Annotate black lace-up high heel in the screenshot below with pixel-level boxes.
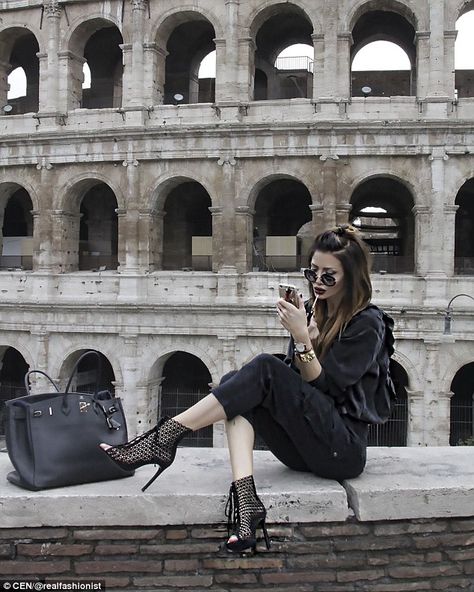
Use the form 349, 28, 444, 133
102, 416, 191, 491
224, 475, 271, 554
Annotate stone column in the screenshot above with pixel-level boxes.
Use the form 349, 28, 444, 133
320, 154, 339, 227
427, 149, 450, 276
336, 203, 351, 226
336, 32, 352, 100
235, 206, 253, 272
406, 389, 425, 446
49, 210, 80, 272
28, 331, 50, 394
118, 159, 141, 272
415, 31, 430, 99
213, 336, 237, 447
427, 0, 448, 98
129, 0, 148, 106
422, 340, 450, 445
39, 1, 61, 113
143, 43, 166, 105
120, 43, 133, 108
209, 206, 223, 271
412, 205, 431, 276
311, 34, 324, 100
213, 156, 239, 271
36, 52, 48, 112
58, 51, 86, 111
444, 30, 457, 100
443, 204, 458, 276
137, 208, 161, 270
237, 37, 255, 102
0, 59, 11, 108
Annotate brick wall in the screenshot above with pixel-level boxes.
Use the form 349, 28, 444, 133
0, 518, 473, 591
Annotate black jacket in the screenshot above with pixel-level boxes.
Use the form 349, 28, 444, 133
286, 304, 396, 424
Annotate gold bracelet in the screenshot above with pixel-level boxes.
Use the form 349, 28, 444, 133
296, 349, 316, 363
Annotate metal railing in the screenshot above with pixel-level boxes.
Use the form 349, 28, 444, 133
78, 254, 118, 271
370, 254, 414, 274
367, 401, 408, 446
275, 55, 314, 73
161, 389, 213, 447
0, 255, 33, 270
0, 383, 28, 436
450, 400, 474, 445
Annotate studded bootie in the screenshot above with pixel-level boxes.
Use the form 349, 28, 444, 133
102, 416, 191, 491
224, 474, 271, 553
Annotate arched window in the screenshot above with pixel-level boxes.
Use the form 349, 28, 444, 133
352, 40, 411, 96
161, 352, 212, 447
79, 184, 118, 271
455, 10, 474, 98
252, 6, 313, 100
163, 18, 216, 105
454, 178, 474, 274
198, 49, 215, 103
253, 179, 312, 271
0, 187, 34, 270
350, 178, 415, 273
162, 182, 212, 271
0, 347, 29, 436
350, 10, 416, 97
60, 350, 115, 395
450, 363, 474, 446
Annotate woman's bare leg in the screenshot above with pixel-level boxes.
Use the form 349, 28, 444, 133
226, 415, 255, 480
173, 393, 227, 431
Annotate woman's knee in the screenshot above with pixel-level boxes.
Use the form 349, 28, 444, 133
219, 370, 238, 385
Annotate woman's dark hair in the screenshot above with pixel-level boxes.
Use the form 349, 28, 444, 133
308, 224, 372, 358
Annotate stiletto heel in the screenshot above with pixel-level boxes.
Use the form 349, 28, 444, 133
102, 416, 190, 491
224, 475, 271, 554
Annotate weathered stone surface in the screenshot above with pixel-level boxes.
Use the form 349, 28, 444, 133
344, 447, 474, 521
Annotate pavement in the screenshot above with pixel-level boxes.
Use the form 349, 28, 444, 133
0, 446, 473, 527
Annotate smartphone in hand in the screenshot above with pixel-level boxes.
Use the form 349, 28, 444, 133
279, 284, 298, 307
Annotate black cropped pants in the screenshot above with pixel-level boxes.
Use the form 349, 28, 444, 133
212, 353, 368, 481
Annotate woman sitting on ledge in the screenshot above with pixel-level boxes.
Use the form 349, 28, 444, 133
101, 224, 395, 554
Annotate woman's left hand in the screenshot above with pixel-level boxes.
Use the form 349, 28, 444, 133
276, 293, 308, 341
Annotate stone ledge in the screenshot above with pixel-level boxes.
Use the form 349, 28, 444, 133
0, 447, 473, 528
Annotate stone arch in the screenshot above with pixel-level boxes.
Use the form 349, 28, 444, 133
0, 183, 36, 271
52, 346, 123, 390
0, 25, 41, 114
247, 1, 318, 42
346, 0, 420, 33
65, 16, 125, 110
152, 5, 224, 43
0, 345, 30, 435
65, 15, 126, 53
247, 2, 315, 100
440, 347, 474, 394
391, 349, 421, 392
58, 173, 126, 212
349, 173, 416, 273
0, 180, 40, 213
246, 172, 316, 211
448, 360, 474, 445
149, 173, 215, 212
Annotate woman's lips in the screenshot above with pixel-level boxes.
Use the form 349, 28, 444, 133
314, 287, 326, 296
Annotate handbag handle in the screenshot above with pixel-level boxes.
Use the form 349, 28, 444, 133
24, 370, 61, 394
62, 350, 103, 415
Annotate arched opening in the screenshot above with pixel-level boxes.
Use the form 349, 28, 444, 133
350, 10, 416, 97
7, 66, 26, 100
160, 352, 212, 447
198, 49, 216, 103
368, 360, 408, 446
0, 187, 34, 270
455, 9, 474, 98
60, 350, 115, 395
350, 177, 415, 273
79, 184, 118, 271
252, 6, 314, 100
454, 178, 474, 274
253, 179, 312, 271
162, 182, 212, 270
273, 43, 314, 99
450, 362, 474, 445
163, 18, 216, 104
81, 27, 123, 108
0, 29, 39, 114
352, 40, 411, 96
0, 347, 29, 437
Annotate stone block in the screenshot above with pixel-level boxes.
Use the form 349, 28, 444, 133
343, 447, 474, 521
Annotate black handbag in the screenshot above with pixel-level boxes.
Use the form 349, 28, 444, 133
5, 350, 134, 491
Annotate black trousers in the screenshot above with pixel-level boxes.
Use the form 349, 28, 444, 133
212, 353, 368, 481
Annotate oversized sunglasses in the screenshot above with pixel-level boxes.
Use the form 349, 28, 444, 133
303, 268, 337, 287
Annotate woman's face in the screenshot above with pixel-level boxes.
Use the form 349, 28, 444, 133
309, 250, 345, 303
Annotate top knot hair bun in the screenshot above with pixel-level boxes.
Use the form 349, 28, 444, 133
331, 224, 358, 236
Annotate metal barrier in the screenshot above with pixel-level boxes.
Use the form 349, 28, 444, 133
161, 389, 213, 447
368, 401, 408, 446
450, 400, 474, 445
454, 257, 474, 275
275, 55, 314, 73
